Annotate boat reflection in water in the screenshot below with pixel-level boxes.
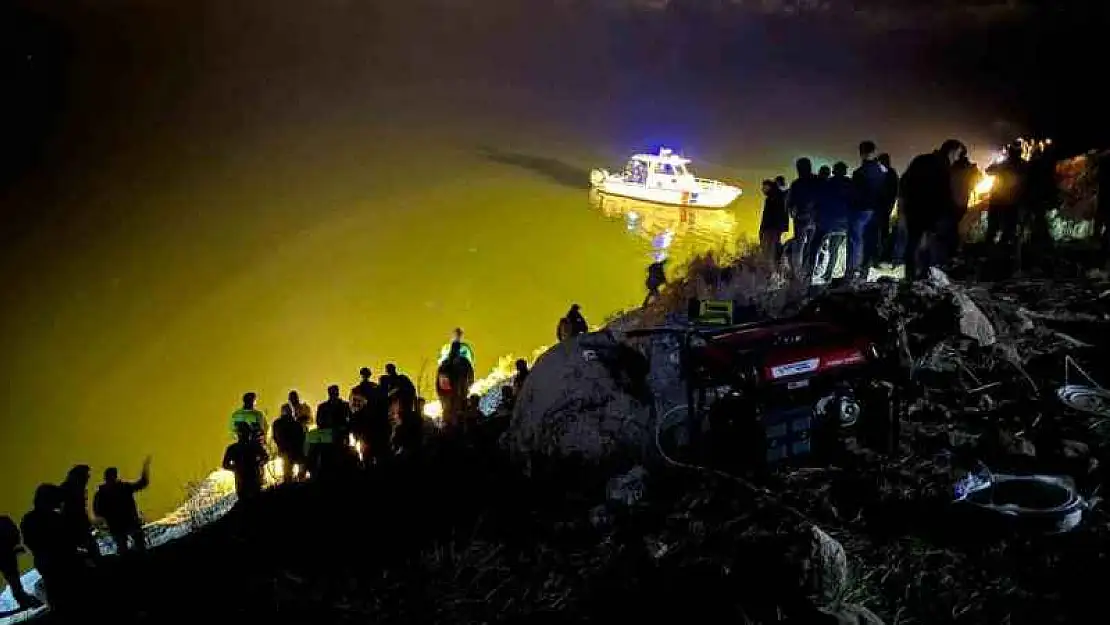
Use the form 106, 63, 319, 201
589, 189, 738, 263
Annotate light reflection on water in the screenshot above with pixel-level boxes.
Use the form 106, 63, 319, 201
589, 189, 740, 265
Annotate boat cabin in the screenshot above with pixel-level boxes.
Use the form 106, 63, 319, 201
621, 148, 699, 191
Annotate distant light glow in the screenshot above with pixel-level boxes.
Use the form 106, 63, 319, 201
423, 401, 443, 420
973, 173, 995, 196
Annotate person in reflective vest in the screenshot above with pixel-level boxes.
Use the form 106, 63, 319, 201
230, 391, 267, 443
437, 340, 475, 428
438, 327, 475, 366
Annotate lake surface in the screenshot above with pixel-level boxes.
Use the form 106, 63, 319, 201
0, 0, 997, 548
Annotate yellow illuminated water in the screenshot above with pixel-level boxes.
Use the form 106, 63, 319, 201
1, 1, 994, 572
0, 105, 760, 542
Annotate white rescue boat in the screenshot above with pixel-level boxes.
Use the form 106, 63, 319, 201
589, 148, 742, 209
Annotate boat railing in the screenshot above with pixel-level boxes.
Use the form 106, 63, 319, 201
695, 177, 729, 189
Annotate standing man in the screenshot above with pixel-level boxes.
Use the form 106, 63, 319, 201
850, 140, 886, 278
899, 139, 964, 280
875, 153, 900, 265
271, 404, 307, 483
230, 392, 267, 444
92, 458, 151, 556
223, 422, 269, 503
786, 157, 821, 277
283, 390, 313, 426
316, 384, 352, 441
759, 178, 789, 264
438, 328, 475, 367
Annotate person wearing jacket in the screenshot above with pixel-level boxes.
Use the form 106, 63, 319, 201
59, 464, 100, 560
810, 162, 853, 282
271, 404, 307, 483
759, 178, 789, 263
230, 392, 267, 444
786, 157, 821, 276
850, 141, 887, 277
899, 139, 963, 280
316, 385, 352, 439
21, 485, 82, 613
875, 153, 900, 265
92, 458, 151, 556
437, 328, 475, 366
223, 422, 269, 502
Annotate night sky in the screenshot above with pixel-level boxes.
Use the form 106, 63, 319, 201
0, 0, 1103, 539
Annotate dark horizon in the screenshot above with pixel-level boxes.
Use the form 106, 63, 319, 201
4, 0, 1105, 189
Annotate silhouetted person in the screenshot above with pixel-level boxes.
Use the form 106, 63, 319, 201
283, 390, 313, 426
557, 304, 588, 341
850, 140, 885, 277
317, 384, 352, 439
462, 394, 483, 433
787, 157, 821, 276
223, 422, 269, 503
395, 398, 426, 459
873, 153, 899, 265
351, 390, 391, 467
351, 367, 378, 406
900, 139, 963, 280
230, 391, 267, 444
59, 464, 100, 560
438, 328, 475, 366
643, 259, 667, 307
818, 164, 831, 181
437, 340, 475, 428
304, 407, 356, 481
811, 162, 853, 281
0, 515, 39, 610
759, 178, 788, 264
985, 144, 1027, 254
271, 404, 307, 483
512, 358, 530, 396
92, 459, 150, 556
22, 485, 82, 613
379, 363, 416, 415
566, 304, 588, 335
950, 147, 978, 257
1025, 144, 1058, 251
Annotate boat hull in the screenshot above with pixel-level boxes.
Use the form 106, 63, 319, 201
590, 171, 741, 209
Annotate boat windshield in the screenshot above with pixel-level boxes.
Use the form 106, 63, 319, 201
654, 162, 676, 176
653, 162, 690, 177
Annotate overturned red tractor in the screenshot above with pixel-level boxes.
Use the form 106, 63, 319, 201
644, 300, 901, 470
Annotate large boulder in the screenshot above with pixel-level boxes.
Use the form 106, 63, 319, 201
504, 330, 656, 468
926, 268, 997, 347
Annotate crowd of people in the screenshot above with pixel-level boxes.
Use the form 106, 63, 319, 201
2, 136, 1084, 618
0, 325, 545, 617
758, 138, 1062, 281
1, 459, 151, 615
